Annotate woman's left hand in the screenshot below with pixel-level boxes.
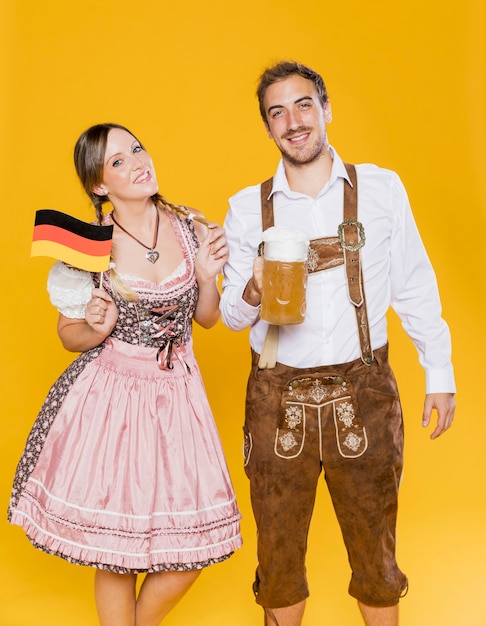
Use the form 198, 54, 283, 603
195, 223, 229, 283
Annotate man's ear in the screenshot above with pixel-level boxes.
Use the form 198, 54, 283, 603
264, 121, 274, 140
324, 101, 332, 123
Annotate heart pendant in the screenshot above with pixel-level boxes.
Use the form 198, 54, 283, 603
146, 250, 160, 264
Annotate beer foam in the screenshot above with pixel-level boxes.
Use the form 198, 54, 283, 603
262, 226, 309, 262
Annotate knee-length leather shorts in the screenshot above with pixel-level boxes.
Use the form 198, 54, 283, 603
243, 343, 408, 608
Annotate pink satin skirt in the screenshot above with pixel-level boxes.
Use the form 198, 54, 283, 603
10, 337, 242, 572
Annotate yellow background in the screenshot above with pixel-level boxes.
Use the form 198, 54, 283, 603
1, 1, 485, 624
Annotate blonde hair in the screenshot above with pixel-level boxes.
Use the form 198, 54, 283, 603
74, 123, 189, 301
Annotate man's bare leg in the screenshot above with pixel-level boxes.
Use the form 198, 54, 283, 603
264, 600, 306, 626
358, 602, 398, 626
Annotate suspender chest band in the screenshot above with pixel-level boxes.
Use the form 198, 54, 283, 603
257, 163, 374, 368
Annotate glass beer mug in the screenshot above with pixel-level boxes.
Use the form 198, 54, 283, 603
260, 226, 310, 325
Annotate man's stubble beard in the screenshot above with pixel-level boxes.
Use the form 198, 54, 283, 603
280, 135, 330, 168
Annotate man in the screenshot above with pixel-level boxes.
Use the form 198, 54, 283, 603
220, 61, 456, 626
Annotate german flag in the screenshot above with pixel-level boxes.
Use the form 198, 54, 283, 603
31, 209, 113, 272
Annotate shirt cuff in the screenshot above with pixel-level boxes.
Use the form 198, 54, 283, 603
425, 366, 456, 394
238, 284, 261, 320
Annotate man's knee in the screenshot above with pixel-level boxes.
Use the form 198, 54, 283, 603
253, 566, 309, 609
349, 572, 408, 608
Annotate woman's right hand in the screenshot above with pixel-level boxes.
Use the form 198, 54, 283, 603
58, 288, 118, 352
85, 288, 119, 337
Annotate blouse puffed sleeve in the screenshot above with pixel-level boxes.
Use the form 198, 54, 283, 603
47, 261, 94, 319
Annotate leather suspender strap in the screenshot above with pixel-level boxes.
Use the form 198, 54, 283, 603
257, 323, 280, 369
260, 178, 274, 231
257, 164, 374, 369
341, 163, 373, 364
258, 178, 279, 369
341, 163, 364, 306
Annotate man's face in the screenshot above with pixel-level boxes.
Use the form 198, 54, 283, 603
262, 74, 332, 167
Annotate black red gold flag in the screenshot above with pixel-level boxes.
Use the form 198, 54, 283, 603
32, 209, 113, 272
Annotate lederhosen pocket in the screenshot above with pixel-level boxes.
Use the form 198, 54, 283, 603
275, 372, 368, 459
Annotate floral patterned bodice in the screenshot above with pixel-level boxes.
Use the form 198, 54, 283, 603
95, 214, 199, 361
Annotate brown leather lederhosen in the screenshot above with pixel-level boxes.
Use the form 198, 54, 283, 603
258, 163, 374, 369
244, 165, 408, 609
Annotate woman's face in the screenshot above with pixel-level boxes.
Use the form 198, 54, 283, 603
94, 127, 158, 204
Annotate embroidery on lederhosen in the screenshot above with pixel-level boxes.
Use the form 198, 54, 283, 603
275, 374, 368, 459
243, 427, 253, 468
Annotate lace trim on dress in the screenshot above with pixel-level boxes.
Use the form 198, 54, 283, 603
120, 259, 187, 288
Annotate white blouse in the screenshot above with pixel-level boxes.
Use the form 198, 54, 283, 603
47, 261, 94, 319
46, 259, 188, 319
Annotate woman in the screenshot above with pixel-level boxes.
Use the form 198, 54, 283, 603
8, 123, 242, 625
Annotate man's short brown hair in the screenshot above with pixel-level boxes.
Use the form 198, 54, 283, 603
256, 61, 329, 123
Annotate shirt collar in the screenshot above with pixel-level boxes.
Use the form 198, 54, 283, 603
266, 146, 352, 200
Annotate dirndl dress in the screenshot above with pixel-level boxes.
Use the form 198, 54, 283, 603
8, 213, 242, 573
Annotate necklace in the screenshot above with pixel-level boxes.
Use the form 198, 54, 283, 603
111, 207, 160, 263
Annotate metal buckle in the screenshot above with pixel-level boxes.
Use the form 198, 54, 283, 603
337, 220, 366, 252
